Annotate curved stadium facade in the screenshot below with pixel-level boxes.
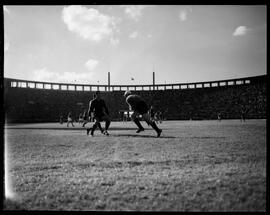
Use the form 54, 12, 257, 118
4, 75, 266, 123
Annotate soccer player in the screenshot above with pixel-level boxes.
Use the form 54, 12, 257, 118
124, 90, 162, 137
217, 112, 221, 122
82, 109, 88, 127
59, 113, 63, 124
240, 105, 247, 122
78, 113, 83, 124
159, 110, 163, 123
67, 112, 75, 127
154, 111, 160, 124
86, 94, 104, 133
86, 91, 111, 136
157, 110, 163, 124
149, 105, 155, 122
119, 110, 126, 123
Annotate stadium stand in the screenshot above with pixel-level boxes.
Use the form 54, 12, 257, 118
4, 75, 266, 123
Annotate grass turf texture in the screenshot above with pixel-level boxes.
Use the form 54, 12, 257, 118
4, 120, 266, 211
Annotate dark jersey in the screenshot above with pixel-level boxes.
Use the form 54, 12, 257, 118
89, 98, 109, 117
126, 94, 149, 114
150, 108, 155, 118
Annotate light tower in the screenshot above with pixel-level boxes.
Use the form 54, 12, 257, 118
153, 64, 155, 90
108, 72, 110, 91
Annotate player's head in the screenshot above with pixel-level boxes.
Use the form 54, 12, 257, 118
95, 90, 101, 99
124, 90, 131, 97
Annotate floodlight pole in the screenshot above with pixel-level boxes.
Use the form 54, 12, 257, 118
108, 72, 110, 91
153, 72, 155, 90
152, 63, 156, 90
153, 68, 155, 90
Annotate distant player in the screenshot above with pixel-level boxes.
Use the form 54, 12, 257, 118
82, 109, 88, 127
124, 111, 129, 122
59, 113, 63, 124
67, 112, 75, 127
217, 112, 221, 122
154, 111, 161, 124
149, 105, 155, 122
159, 110, 163, 123
86, 91, 111, 136
240, 105, 247, 122
78, 113, 84, 124
157, 110, 163, 123
124, 90, 162, 137
119, 111, 126, 123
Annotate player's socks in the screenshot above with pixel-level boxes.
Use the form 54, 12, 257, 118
136, 128, 145, 133
103, 130, 109, 136
105, 121, 111, 130
86, 128, 91, 135
133, 118, 144, 132
91, 123, 98, 136
157, 129, 162, 137
97, 123, 104, 133
150, 121, 162, 137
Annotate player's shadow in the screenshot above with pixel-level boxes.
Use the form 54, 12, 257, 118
112, 134, 177, 139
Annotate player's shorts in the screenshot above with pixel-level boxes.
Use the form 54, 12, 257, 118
135, 102, 149, 115
94, 113, 110, 122
67, 117, 72, 122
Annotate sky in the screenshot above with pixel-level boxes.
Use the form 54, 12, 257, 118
3, 5, 267, 85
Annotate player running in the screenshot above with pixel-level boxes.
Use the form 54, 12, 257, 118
78, 113, 84, 125
67, 112, 75, 127
149, 105, 155, 122
82, 109, 88, 127
86, 91, 111, 136
86, 94, 104, 133
124, 90, 162, 137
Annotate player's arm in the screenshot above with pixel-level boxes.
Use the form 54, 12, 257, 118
88, 100, 94, 117
126, 99, 133, 111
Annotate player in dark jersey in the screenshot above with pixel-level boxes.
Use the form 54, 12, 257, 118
85, 94, 104, 132
67, 112, 75, 127
59, 113, 63, 124
240, 105, 247, 122
124, 90, 162, 137
86, 91, 111, 136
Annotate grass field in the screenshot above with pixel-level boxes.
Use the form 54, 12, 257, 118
4, 120, 266, 211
